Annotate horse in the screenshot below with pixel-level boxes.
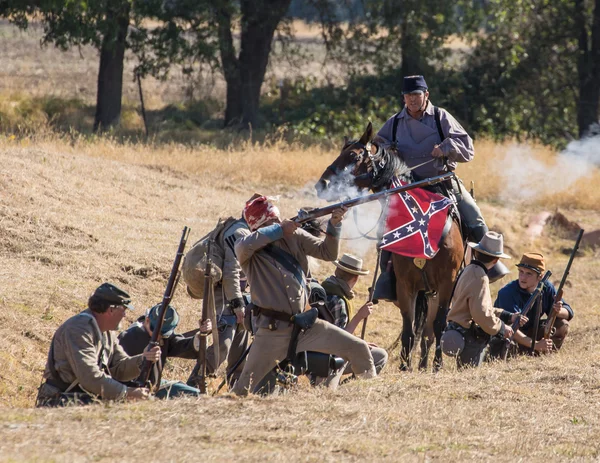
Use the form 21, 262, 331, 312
315, 123, 464, 370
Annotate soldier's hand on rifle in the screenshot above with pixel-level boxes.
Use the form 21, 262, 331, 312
510, 313, 528, 327
552, 300, 564, 316
431, 145, 444, 158
200, 319, 212, 333
330, 205, 349, 226
534, 338, 553, 353
281, 219, 300, 236
126, 387, 150, 401
357, 302, 374, 321
503, 325, 514, 339
142, 344, 161, 363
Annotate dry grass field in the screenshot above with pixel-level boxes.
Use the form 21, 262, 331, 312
1, 17, 600, 463
1, 131, 599, 461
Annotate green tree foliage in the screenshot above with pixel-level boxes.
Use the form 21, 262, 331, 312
0, 0, 138, 131
462, 0, 600, 144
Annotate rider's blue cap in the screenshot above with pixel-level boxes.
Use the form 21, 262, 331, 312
402, 75, 428, 95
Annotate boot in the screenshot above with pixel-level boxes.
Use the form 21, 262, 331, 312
470, 224, 511, 283
372, 250, 396, 303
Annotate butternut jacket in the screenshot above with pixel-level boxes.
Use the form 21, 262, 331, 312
42, 309, 143, 400
447, 263, 505, 336
235, 221, 341, 320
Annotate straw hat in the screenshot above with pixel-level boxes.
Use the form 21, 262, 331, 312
334, 253, 369, 275
468, 231, 511, 259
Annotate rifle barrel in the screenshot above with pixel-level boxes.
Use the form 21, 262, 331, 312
137, 226, 190, 388
543, 229, 584, 339
294, 172, 455, 223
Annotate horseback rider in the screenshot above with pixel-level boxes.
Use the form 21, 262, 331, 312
372, 75, 509, 301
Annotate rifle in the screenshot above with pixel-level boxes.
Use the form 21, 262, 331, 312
196, 240, 213, 394
361, 246, 382, 340
543, 229, 584, 340
510, 271, 552, 333
293, 172, 455, 223
136, 226, 190, 390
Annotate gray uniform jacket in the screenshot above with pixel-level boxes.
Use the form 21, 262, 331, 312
374, 101, 474, 179
235, 221, 341, 324
42, 309, 143, 400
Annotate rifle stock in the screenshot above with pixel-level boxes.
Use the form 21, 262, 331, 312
196, 240, 213, 394
136, 226, 190, 390
294, 172, 455, 224
543, 229, 584, 339
361, 247, 382, 340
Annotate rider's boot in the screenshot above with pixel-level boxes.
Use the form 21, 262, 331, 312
470, 224, 511, 283
372, 250, 397, 303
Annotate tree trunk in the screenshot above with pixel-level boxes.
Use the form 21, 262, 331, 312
237, 0, 292, 129
400, 18, 422, 78
576, 0, 600, 137
93, 2, 130, 132
216, 3, 242, 127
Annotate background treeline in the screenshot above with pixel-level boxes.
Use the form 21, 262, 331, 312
0, 0, 598, 147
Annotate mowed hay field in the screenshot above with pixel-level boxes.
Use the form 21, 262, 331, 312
1, 133, 600, 462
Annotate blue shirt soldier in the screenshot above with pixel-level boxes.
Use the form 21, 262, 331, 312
119, 304, 212, 399
492, 252, 573, 356
372, 75, 509, 302
36, 283, 161, 407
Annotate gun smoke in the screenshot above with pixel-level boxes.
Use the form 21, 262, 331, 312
497, 134, 600, 202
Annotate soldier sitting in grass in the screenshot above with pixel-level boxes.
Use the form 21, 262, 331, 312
441, 232, 517, 368
36, 283, 161, 407
119, 304, 211, 399
489, 252, 572, 358
309, 253, 388, 375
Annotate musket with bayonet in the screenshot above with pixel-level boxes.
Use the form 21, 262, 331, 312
136, 226, 190, 390
294, 172, 456, 223
543, 229, 584, 340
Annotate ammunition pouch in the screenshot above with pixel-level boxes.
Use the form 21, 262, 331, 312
470, 324, 491, 343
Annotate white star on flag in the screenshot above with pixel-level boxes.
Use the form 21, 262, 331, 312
407, 225, 414, 232
419, 219, 425, 226
393, 231, 401, 239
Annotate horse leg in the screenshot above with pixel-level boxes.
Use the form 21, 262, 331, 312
418, 293, 438, 370
433, 305, 447, 372
398, 290, 417, 371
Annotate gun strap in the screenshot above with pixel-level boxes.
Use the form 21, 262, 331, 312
434, 106, 446, 142
262, 244, 306, 290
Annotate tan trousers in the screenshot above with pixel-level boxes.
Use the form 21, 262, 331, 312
232, 318, 376, 395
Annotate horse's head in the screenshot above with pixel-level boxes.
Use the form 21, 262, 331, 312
315, 122, 408, 201
315, 123, 377, 201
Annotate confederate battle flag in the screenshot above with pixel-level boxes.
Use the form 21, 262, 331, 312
380, 177, 453, 259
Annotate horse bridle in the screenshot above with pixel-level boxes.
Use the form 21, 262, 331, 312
322, 141, 385, 187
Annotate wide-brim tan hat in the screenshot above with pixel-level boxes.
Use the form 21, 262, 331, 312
334, 253, 369, 275
468, 231, 511, 259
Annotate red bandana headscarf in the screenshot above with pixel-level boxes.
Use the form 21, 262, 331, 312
243, 195, 281, 231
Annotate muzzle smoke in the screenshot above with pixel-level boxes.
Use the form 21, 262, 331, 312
497, 133, 600, 202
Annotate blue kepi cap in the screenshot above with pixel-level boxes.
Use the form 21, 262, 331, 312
402, 75, 428, 95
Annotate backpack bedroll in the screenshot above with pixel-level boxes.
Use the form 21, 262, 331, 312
182, 217, 237, 299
